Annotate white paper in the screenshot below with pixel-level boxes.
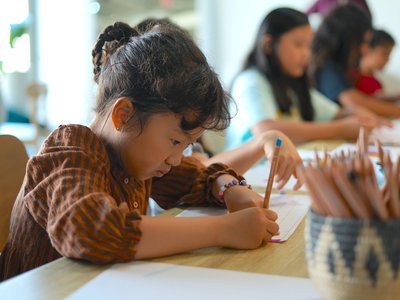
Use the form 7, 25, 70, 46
67, 261, 321, 300
370, 119, 400, 145
177, 194, 311, 242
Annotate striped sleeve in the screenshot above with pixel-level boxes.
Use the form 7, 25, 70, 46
151, 156, 241, 209
23, 126, 142, 263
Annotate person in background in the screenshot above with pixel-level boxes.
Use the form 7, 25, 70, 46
226, 7, 382, 151
356, 29, 399, 100
0, 21, 280, 281
310, 4, 400, 117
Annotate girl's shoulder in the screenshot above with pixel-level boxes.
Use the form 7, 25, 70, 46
233, 68, 270, 90
39, 124, 108, 160
237, 68, 265, 81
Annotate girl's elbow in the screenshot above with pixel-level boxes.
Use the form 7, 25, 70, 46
251, 120, 277, 136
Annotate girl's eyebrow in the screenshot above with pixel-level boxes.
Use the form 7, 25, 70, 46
171, 127, 196, 143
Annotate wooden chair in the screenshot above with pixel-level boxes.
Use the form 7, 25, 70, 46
0, 135, 28, 250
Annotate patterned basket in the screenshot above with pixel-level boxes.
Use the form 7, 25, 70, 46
305, 210, 400, 300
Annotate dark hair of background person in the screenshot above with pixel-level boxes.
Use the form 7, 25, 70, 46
240, 7, 314, 121
309, 4, 373, 83
369, 29, 395, 48
91, 21, 232, 133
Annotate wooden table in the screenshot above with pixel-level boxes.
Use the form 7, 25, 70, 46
1, 140, 344, 299
0, 206, 307, 300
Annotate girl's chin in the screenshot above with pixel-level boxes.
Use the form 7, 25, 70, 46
289, 70, 305, 78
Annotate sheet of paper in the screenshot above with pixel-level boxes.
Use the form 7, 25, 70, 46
370, 119, 400, 145
67, 261, 321, 300
177, 194, 311, 242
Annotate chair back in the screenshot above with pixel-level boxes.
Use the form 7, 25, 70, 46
0, 135, 28, 249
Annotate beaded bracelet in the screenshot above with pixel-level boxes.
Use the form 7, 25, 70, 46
218, 178, 252, 203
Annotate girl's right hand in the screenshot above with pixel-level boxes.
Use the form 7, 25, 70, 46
218, 207, 279, 249
260, 130, 303, 190
353, 107, 392, 129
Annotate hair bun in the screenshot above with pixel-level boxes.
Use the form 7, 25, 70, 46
106, 22, 138, 44
92, 22, 139, 83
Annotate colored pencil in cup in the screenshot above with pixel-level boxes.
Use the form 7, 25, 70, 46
263, 137, 282, 208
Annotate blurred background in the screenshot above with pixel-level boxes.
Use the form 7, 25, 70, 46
1, 0, 400, 154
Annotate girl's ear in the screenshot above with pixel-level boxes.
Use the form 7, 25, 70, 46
262, 35, 273, 54
360, 42, 371, 57
360, 30, 373, 57
111, 97, 134, 131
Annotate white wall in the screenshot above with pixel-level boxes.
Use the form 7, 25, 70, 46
368, 1, 400, 95
197, 0, 400, 94
36, 0, 95, 129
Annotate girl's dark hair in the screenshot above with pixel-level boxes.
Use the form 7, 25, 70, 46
92, 20, 231, 132
310, 4, 372, 83
242, 7, 314, 121
370, 29, 395, 48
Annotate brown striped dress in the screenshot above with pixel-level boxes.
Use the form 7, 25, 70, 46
0, 124, 236, 281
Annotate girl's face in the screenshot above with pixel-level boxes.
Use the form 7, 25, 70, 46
275, 25, 313, 78
362, 44, 394, 71
120, 112, 204, 180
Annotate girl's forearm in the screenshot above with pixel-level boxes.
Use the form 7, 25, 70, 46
252, 119, 350, 144
340, 89, 400, 117
135, 215, 223, 259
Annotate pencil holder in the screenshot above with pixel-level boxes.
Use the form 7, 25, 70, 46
305, 210, 400, 300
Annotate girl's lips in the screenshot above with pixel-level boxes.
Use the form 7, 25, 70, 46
156, 169, 170, 177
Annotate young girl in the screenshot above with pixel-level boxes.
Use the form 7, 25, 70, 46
227, 7, 373, 149
310, 4, 400, 117
356, 29, 398, 99
0, 21, 283, 281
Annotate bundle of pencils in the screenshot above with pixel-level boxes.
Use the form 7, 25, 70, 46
298, 128, 400, 220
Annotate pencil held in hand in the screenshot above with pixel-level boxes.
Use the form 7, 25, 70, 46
263, 137, 282, 208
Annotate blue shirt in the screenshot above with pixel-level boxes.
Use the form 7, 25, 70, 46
315, 60, 352, 104
226, 68, 339, 150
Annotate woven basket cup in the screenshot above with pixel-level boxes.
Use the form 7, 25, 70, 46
305, 210, 400, 300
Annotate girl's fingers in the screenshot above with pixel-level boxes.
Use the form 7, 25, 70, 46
263, 232, 274, 243
264, 208, 278, 221
275, 155, 293, 180
275, 158, 294, 190
281, 163, 294, 186
293, 178, 303, 191
265, 219, 279, 236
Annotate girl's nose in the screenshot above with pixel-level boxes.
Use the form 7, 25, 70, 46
165, 152, 183, 167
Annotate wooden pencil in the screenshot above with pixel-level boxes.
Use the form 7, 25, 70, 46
263, 137, 282, 208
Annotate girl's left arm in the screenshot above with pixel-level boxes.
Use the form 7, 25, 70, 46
151, 157, 242, 209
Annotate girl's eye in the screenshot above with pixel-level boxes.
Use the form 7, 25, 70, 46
171, 139, 181, 146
